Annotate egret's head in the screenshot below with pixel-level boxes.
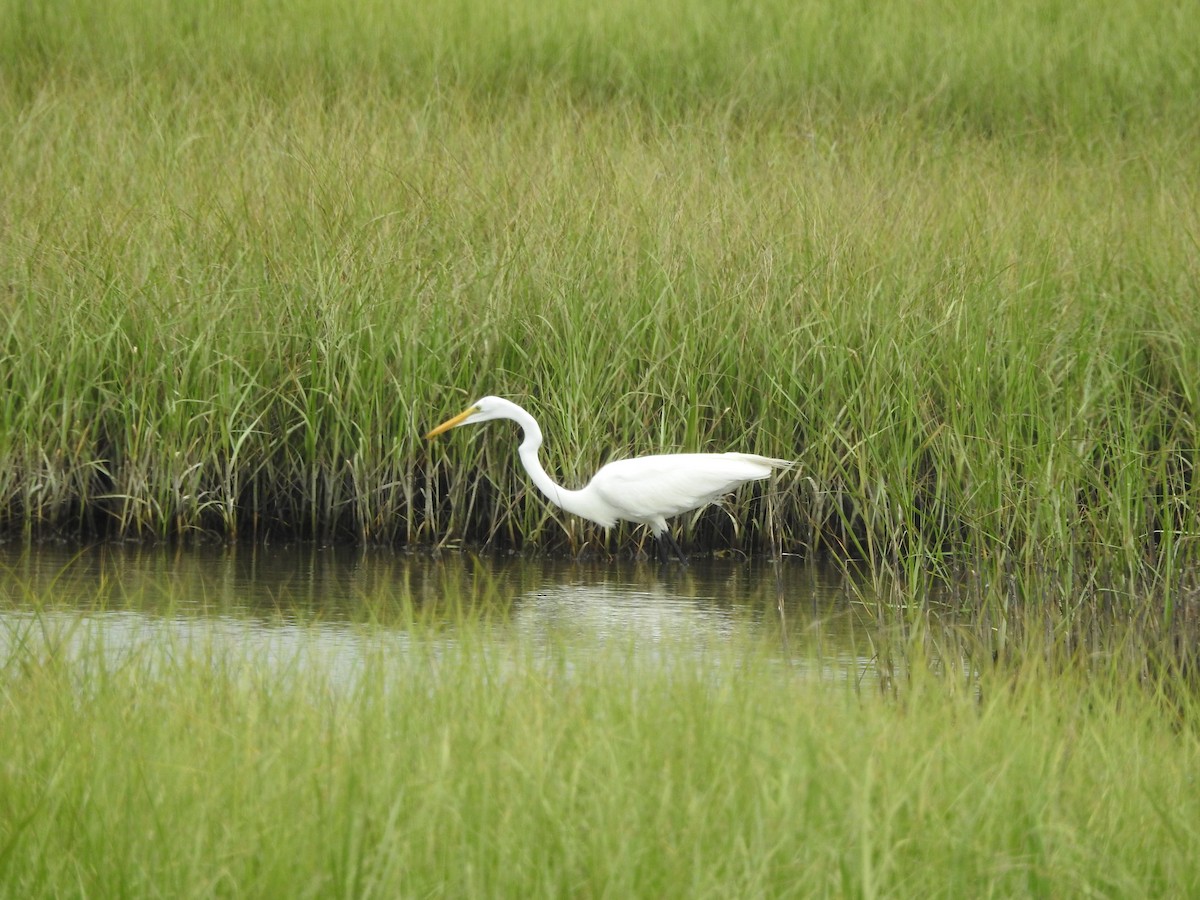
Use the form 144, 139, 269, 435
425, 396, 507, 439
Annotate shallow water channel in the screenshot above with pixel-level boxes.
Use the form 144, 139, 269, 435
0, 543, 919, 684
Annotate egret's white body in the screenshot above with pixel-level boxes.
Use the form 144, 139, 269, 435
426, 396, 793, 557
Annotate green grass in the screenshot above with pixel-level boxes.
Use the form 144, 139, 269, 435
2, 0, 1199, 597
3, 602, 1199, 897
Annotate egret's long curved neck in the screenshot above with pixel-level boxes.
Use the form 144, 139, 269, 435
508, 407, 586, 516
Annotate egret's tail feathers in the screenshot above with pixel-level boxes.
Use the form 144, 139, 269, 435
723, 453, 797, 472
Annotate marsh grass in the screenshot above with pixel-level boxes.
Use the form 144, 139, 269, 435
2, 0, 1199, 600
2, 600, 1199, 897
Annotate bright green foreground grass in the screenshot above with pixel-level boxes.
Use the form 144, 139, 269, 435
2, 0, 1199, 590
2, 619, 1198, 897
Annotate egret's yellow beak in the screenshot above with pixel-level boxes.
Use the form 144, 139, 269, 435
425, 405, 479, 439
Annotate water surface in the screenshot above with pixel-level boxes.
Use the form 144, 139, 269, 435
0, 543, 899, 683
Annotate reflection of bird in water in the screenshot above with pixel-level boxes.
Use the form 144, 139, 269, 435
511, 583, 734, 648
426, 396, 794, 560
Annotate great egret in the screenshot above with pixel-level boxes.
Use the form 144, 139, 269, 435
425, 395, 794, 560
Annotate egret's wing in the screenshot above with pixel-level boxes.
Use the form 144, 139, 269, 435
589, 453, 789, 523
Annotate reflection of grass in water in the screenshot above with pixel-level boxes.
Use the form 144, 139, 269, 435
2, 0, 1199, 605
2, 607, 1198, 896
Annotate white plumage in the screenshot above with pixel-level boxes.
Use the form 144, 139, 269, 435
426, 396, 793, 558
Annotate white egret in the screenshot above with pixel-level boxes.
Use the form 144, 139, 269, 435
425, 396, 794, 560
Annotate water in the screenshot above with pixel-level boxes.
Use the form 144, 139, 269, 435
0, 543, 899, 683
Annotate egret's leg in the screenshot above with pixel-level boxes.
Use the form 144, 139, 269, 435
656, 530, 689, 566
